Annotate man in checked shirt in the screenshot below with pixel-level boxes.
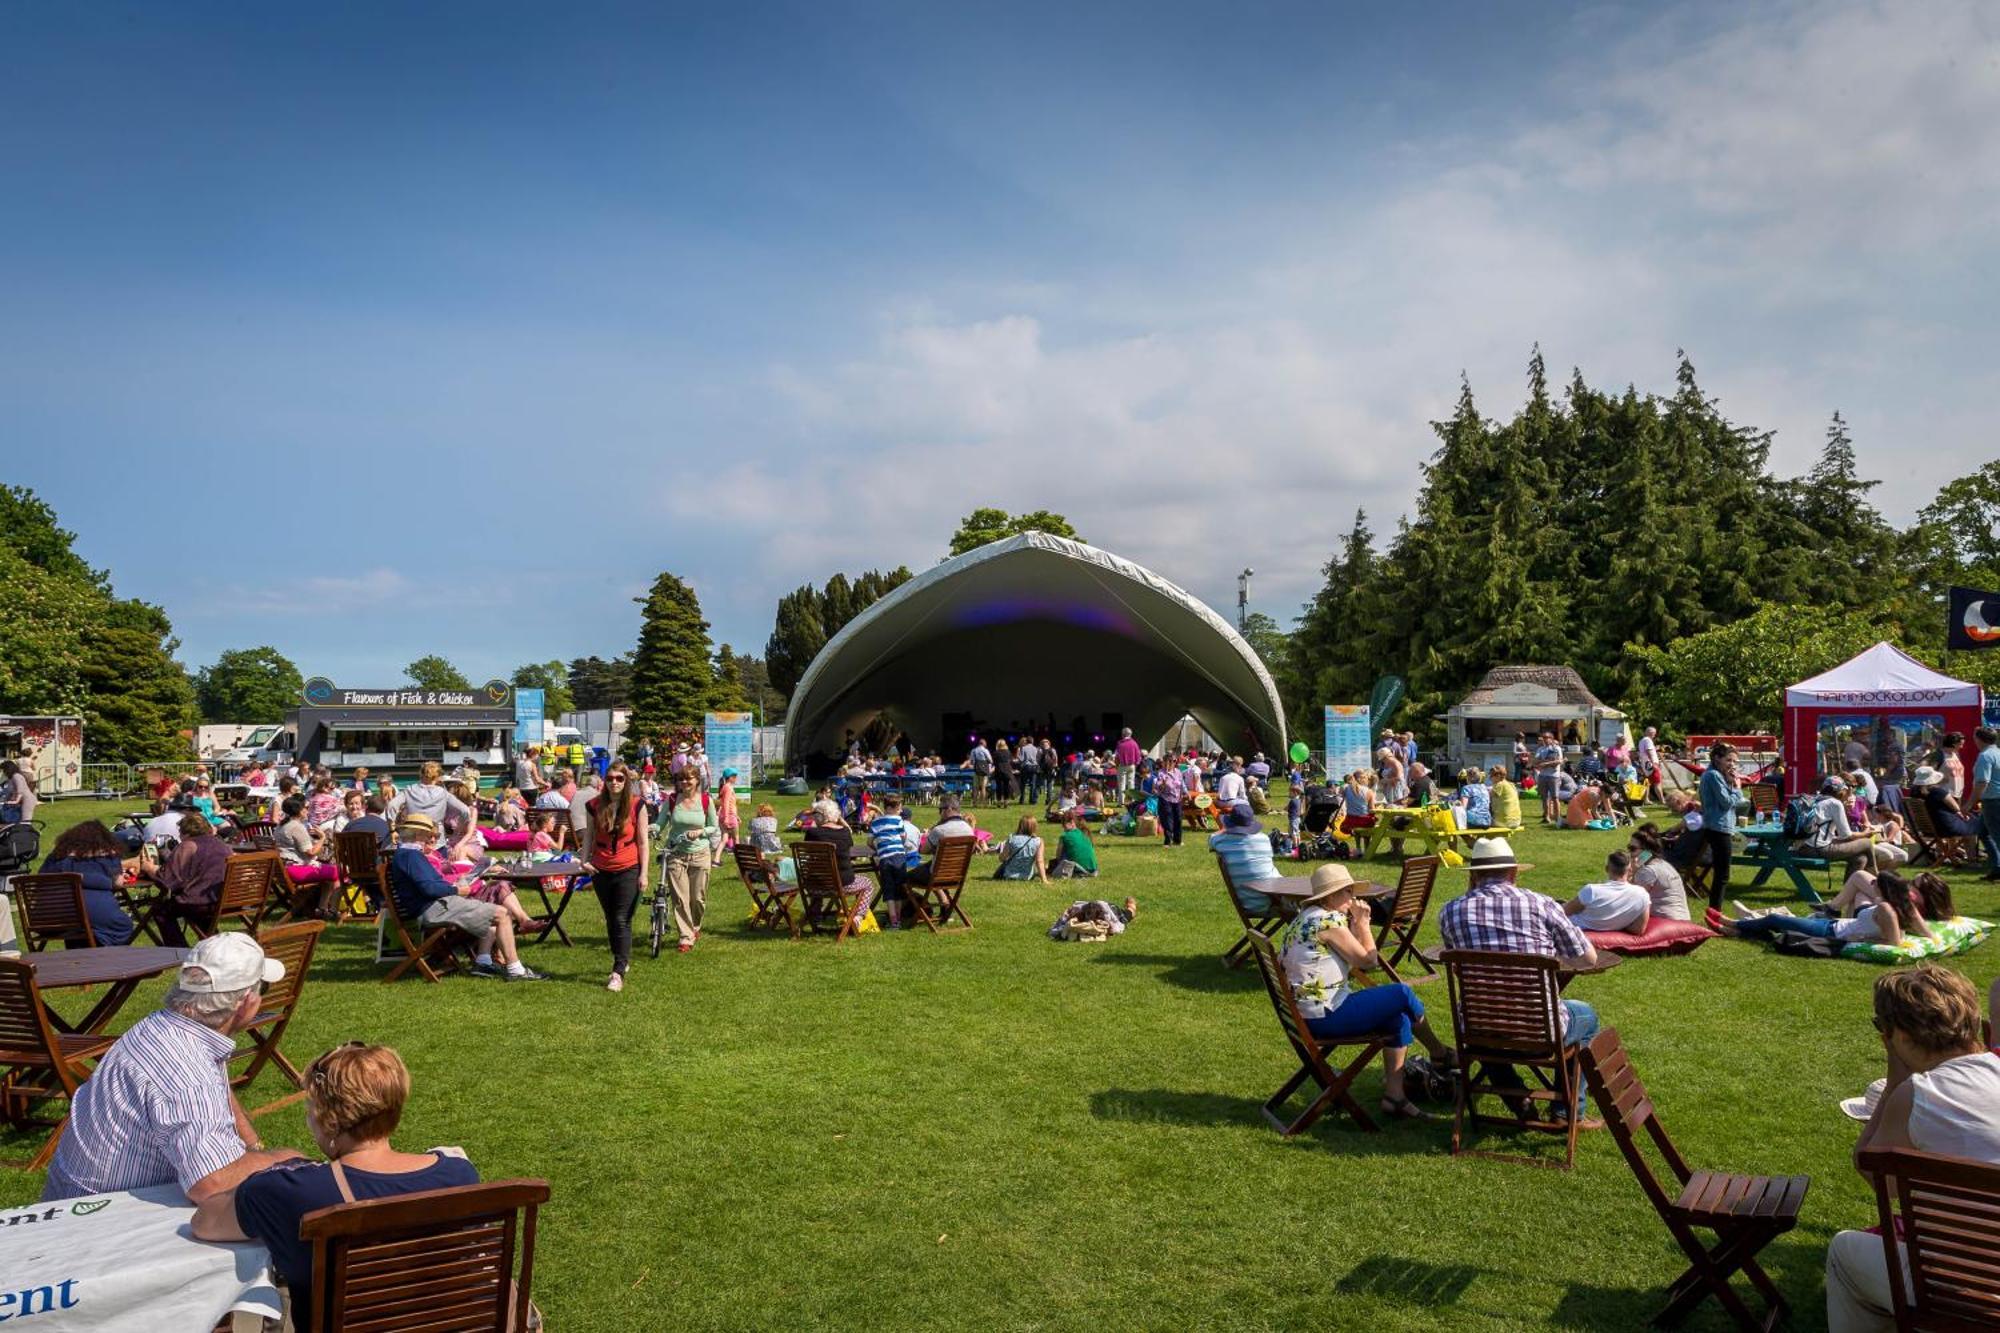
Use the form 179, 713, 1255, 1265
1438, 836, 1602, 1120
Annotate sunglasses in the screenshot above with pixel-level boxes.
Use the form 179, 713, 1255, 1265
607, 776, 628, 784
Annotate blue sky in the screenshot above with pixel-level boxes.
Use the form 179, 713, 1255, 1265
5, 1, 1997, 691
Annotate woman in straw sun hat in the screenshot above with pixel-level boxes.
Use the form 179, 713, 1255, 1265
1276, 862, 1457, 1120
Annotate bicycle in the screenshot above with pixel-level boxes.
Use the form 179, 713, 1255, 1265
648, 875, 670, 959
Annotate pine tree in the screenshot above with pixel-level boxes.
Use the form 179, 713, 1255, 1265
627, 572, 717, 744
710, 644, 752, 713
764, 587, 826, 697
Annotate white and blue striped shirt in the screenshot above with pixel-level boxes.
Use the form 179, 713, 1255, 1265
42, 1009, 243, 1202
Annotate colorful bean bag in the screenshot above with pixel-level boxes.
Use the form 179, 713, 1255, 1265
1583, 915, 1717, 957
1841, 916, 1994, 964
479, 828, 534, 851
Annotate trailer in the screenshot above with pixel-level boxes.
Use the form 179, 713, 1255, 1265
0, 715, 85, 798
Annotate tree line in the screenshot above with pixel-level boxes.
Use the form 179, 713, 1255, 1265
1279, 350, 2000, 739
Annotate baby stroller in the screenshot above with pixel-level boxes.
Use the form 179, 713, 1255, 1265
1297, 792, 1358, 860
1599, 776, 1642, 827
0, 820, 42, 890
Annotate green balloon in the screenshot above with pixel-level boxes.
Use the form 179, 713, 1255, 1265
1288, 741, 1311, 763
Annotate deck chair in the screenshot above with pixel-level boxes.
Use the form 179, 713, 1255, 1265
1375, 855, 1440, 984
1245, 929, 1383, 1135
1857, 1146, 2000, 1331
1741, 783, 1780, 821
1580, 1028, 1807, 1329
1217, 854, 1288, 969
331, 830, 389, 918
193, 850, 282, 938
0, 957, 115, 1170
232, 920, 326, 1115
792, 840, 870, 943
1901, 798, 1972, 869
905, 836, 976, 933
731, 843, 800, 940
9, 873, 96, 951
298, 1178, 549, 1333
380, 882, 476, 984
1440, 948, 1584, 1169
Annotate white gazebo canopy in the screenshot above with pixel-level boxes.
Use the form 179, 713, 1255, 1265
1784, 642, 1980, 709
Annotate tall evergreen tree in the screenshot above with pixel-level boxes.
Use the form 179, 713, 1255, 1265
710, 644, 752, 713
765, 586, 826, 697
627, 572, 716, 744
567, 655, 634, 709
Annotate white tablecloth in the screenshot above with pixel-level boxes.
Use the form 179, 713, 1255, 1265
0, 1184, 282, 1331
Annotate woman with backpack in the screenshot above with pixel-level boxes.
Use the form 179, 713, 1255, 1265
655, 764, 720, 955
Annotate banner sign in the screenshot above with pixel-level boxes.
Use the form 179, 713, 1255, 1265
1323, 705, 1372, 778
1947, 585, 2000, 651
302, 677, 514, 709
513, 688, 545, 751
704, 711, 755, 793
1368, 675, 1405, 727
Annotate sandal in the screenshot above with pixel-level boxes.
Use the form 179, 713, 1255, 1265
1379, 1096, 1431, 1121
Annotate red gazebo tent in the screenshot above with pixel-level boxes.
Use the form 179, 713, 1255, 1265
1782, 642, 1984, 798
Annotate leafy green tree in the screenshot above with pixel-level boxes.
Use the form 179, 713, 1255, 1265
0, 486, 109, 716
733, 651, 787, 723
510, 661, 575, 716
195, 646, 304, 722
1238, 612, 1288, 674
627, 572, 716, 747
946, 508, 1081, 557
0, 485, 108, 592
404, 655, 472, 692
1632, 604, 1889, 734
78, 599, 197, 762
567, 655, 634, 709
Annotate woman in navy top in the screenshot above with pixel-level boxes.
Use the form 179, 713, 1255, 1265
193, 1043, 479, 1331
37, 819, 136, 947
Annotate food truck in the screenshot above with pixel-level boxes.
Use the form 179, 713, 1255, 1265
1444, 665, 1629, 775
0, 715, 85, 798
286, 677, 517, 783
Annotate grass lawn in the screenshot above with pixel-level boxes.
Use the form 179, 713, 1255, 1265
6, 791, 1998, 1331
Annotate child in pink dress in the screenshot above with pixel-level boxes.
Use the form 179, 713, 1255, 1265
717, 769, 742, 850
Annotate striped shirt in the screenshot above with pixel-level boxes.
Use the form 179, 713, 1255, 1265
43, 1009, 243, 1201
869, 814, 918, 865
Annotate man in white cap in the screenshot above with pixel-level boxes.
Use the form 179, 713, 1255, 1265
43, 934, 307, 1201
1438, 835, 1601, 1117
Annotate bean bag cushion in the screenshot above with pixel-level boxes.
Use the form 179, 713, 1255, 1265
1841, 916, 1994, 964
479, 827, 534, 851
1584, 915, 1717, 956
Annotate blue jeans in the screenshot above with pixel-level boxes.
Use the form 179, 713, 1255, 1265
1482, 999, 1597, 1111
1306, 983, 1425, 1049
1981, 800, 2000, 876
1734, 913, 1838, 941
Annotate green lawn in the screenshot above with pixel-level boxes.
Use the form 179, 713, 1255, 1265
7, 792, 1997, 1331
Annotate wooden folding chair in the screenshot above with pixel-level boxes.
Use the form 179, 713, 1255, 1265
792, 840, 869, 943
1900, 798, 1968, 869
0, 957, 115, 1170
1374, 855, 1440, 984
905, 836, 975, 933
331, 830, 389, 919
1440, 948, 1584, 1169
1857, 1146, 2000, 1331
197, 850, 282, 938
233, 819, 279, 851
731, 843, 800, 939
1580, 1028, 1806, 1329
1245, 929, 1383, 1135
298, 1178, 549, 1333
1217, 854, 1287, 969
232, 920, 326, 1116
9, 873, 96, 951
380, 882, 476, 984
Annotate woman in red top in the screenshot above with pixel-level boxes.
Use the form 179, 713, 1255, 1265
579, 761, 650, 993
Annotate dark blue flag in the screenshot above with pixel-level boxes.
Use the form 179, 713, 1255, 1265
1947, 585, 2000, 650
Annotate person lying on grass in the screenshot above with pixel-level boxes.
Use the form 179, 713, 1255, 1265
1818, 868, 1957, 924
1711, 867, 1932, 948
1562, 849, 1651, 934
1048, 896, 1138, 940
1281, 862, 1457, 1121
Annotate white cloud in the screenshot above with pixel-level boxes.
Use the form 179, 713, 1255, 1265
745, 0, 2000, 625
227, 567, 413, 615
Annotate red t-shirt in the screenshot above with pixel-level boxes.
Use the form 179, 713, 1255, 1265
586, 796, 644, 871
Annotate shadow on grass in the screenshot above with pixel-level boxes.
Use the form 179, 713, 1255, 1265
1085, 951, 1260, 994
1335, 1255, 1483, 1309
1548, 1233, 1827, 1330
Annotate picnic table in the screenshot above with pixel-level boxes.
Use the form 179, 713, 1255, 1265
1352, 809, 1520, 859
0, 1183, 281, 1332
480, 862, 586, 946
1736, 821, 1830, 904
28, 946, 186, 1035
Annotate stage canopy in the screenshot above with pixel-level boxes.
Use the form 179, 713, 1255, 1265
783, 533, 1288, 765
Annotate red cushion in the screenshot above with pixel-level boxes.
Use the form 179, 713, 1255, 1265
1584, 915, 1716, 956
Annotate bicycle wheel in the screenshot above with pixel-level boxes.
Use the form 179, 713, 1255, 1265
649, 893, 665, 959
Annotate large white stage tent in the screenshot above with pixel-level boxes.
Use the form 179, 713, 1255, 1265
782, 534, 1288, 770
